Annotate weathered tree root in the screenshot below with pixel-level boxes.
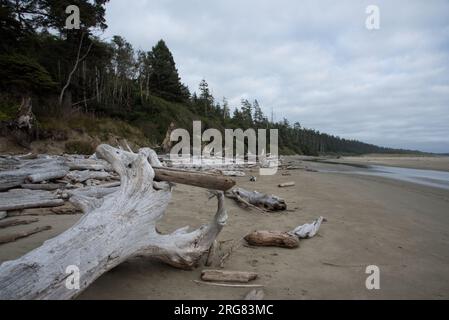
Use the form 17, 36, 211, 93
225, 187, 287, 212
0, 144, 228, 299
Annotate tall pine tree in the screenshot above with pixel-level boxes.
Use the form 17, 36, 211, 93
148, 39, 189, 102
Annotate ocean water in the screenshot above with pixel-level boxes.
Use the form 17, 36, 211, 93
323, 165, 449, 190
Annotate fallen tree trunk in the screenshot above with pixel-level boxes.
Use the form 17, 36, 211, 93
0, 144, 228, 299
201, 270, 257, 283
153, 166, 236, 191
244, 230, 299, 248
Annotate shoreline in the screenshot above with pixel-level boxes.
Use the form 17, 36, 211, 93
1, 157, 448, 299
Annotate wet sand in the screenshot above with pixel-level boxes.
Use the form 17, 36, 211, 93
336, 155, 449, 172
1, 159, 449, 299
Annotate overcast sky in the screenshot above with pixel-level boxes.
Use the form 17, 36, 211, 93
102, 0, 449, 153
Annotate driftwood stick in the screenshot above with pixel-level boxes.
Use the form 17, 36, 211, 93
219, 237, 245, 268
0, 226, 51, 245
201, 270, 258, 283
0, 218, 39, 229
193, 280, 264, 288
278, 181, 295, 188
205, 240, 217, 267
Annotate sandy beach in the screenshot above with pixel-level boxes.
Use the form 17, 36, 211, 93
1, 156, 449, 299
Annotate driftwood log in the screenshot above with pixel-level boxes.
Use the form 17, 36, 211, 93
278, 181, 295, 188
226, 187, 286, 211
153, 166, 235, 191
66, 170, 113, 183
201, 270, 257, 283
20, 183, 64, 191
0, 225, 51, 245
0, 157, 68, 191
0, 189, 64, 211
0, 218, 38, 229
244, 230, 299, 248
0, 144, 228, 299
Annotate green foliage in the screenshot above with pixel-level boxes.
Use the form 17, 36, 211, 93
0, 54, 57, 93
0, 96, 19, 121
147, 40, 190, 102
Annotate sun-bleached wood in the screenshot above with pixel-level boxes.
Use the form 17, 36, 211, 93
152, 166, 236, 191
0, 225, 51, 245
226, 187, 287, 211
0, 189, 64, 211
66, 170, 113, 183
0, 218, 38, 229
0, 144, 228, 299
0, 157, 67, 191
201, 270, 257, 283
26, 169, 69, 183
244, 230, 299, 248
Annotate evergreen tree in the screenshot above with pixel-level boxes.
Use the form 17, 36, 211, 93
222, 97, 230, 120
148, 39, 189, 102
240, 99, 253, 127
198, 79, 214, 115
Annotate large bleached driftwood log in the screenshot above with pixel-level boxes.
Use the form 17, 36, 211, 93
0, 144, 228, 299
225, 187, 287, 211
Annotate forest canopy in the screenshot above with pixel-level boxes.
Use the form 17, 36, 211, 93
0, 0, 415, 155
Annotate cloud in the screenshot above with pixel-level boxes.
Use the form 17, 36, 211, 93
103, 0, 449, 153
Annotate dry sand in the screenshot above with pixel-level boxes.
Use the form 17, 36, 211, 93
1, 158, 449, 299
